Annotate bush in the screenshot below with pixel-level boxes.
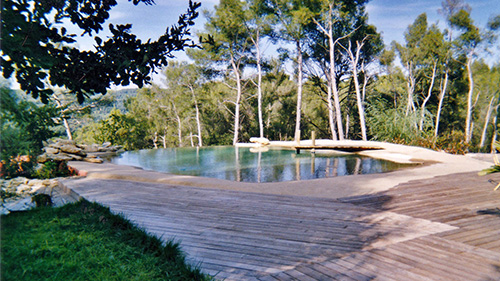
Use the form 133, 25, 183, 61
0, 156, 36, 179
35, 160, 75, 179
1, 158, 75, 180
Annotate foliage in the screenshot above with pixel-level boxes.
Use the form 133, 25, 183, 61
0, 85, 58, 160
366, 99, 425, 142
36, 160, 76, 179
0, 156, 37, 179
1, 0, 200, 103
94, 109, 150, 150
1, 158, 75, 180
1, 199, 212, 281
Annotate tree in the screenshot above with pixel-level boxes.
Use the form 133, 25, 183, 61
201, 0, 252, 145
1, 0, 200, 103
1, 84, 58, 159
308, 0, 381, 141
267, 0, 313, 142
394, 13, 428, 118
163, 61, 206, 147
244, 0, 274, 138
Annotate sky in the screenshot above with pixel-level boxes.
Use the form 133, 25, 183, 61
16, 0, 500, 89
74, 0, 500, 51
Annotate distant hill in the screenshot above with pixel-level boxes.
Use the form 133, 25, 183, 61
92, 88, 138, 120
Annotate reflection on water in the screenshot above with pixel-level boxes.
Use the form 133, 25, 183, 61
109, 146, 407, 183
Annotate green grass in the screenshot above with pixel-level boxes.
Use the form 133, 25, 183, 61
1, 199, 213, 281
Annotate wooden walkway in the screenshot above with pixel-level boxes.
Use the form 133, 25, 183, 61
64, 171, 500, 280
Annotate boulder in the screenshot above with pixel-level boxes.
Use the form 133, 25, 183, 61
84, 157, 103, 163
47, 153, 74, 161
59, 144, 86, 156
250, 137, 270, 145
44, 147, 60, 154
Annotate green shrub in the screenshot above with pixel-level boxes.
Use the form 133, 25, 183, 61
35, 160, 76, 179
0, 156, 36, 179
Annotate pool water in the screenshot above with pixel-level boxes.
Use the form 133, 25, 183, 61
110, 146, 407, 183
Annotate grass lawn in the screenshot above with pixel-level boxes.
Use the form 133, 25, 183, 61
1, 199, 213, 281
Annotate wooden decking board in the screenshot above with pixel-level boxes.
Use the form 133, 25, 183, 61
360, 250, 433, 281
370, 247, 453, 281
402, 239, 497, 273
64, 171, 500, 280
378, 246, 468, 281
388, 242, 489, 280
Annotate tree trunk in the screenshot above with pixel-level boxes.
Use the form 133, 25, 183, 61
230, 54, 242, 146
491, 115, 498, 153
294, 40, 303, 143
348, 41, 368, 141
479, 96, 496, 149
465, 54, 474, 143
62, 117, 73, 140
405, 61, 416, 116
419, 61, 437, 131
153, 132, 158, 149
253, 32, 265, 138
176, 114, 183, 147
434, 71, 449, 137
312, 5, 339, 141
190, 88, 203, 147
331, 41, 344, 141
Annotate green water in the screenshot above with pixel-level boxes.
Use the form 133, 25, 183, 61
110, 146, 407, 183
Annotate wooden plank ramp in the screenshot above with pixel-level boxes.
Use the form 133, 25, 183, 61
63, 171, 500, 280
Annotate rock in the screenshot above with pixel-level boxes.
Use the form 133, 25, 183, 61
84, 157, 103, 163
59, 145, 86, 156
44, 147, 60, 154
55, 139, 75, 146
84, 144, 100, 152
250, 137, 270, 145
37, 153, 49, 163
102, 142, 112, 148
47, 153, 74, 161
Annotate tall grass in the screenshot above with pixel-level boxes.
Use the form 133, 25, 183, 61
1, 200, 213, 281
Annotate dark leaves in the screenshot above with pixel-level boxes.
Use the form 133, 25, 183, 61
1, 0, 200, 104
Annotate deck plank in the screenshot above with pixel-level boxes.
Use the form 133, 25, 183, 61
63, 171, 500, 280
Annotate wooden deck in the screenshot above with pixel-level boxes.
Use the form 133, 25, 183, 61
64, 171, 500, 280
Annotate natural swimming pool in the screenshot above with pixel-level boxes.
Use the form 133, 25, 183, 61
110, 146, 408, 183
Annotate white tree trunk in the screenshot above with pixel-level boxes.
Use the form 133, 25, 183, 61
62, 117, 73, 140
153, 132, 158, 149
419, 61, 437, 131
294, 40, 303, 143
252, 33, 265, 138
190, 88, 203, 147
176, 114, 183, 147
465, 54, 474, 143
405, 61, 416, 116
434, 71, 449, 137
231, 54, 242, 146
346, 40, 368, 141
479, 96, 495, 149
313, 4, 341, 140
491, 115, 498, 153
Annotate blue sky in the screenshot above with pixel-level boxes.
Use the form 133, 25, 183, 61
74, 0, 500, 50
63, 0, 497, 86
